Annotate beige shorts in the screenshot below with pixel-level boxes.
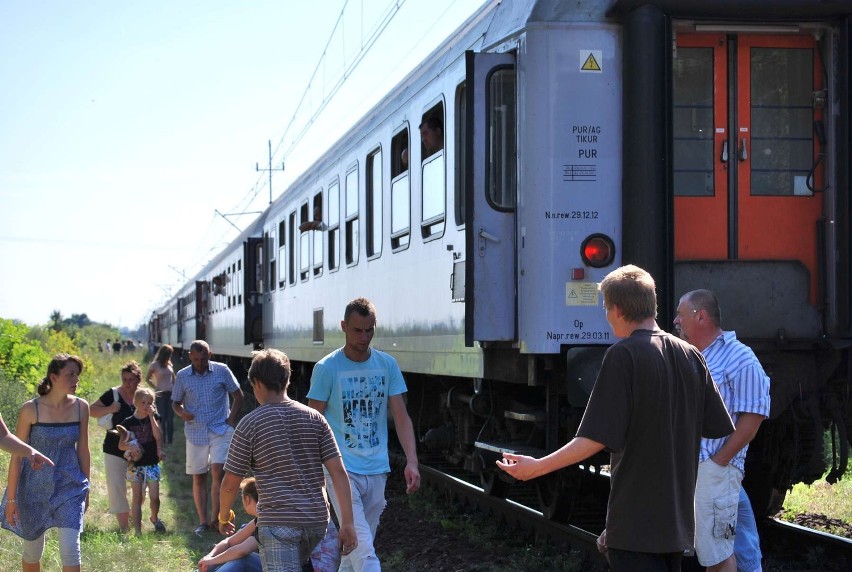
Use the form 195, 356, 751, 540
104, 453, 130, 514
694, 459, 743, 567
185, 426, 234, 474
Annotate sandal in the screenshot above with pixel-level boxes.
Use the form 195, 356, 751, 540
152, 519, 166, 533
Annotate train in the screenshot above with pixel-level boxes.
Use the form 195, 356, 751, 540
150, 0, 852, 523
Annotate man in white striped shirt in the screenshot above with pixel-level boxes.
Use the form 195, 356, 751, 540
674, 289, 771, 572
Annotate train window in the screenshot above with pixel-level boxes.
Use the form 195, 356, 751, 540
278, 220, 286, 288
421, 103, 445, 239
328, 180, 340, 271
420, 103, 444, 159
345, 167, 360, 266
366, 148, 382, 258
311, 191, 323, 276
288, 211, 296, 286
392, 129, 408, 178
299, 203, 310, 281
255, 241, 264, 294
750, 48, 813, 196
391, 128, 410, 251
455, 82, 466, 226
267, 229, 276, 292
487, 69, 516, 209
422, 155, 445, 239
673, 47, 715, 197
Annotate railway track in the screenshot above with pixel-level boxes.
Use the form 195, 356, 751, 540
406, 456, 852, 570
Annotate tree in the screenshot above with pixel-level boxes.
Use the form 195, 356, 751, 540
49, 309, 64, 332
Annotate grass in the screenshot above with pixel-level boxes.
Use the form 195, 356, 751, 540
781, 466, 852, 536
0, 351, 249, 571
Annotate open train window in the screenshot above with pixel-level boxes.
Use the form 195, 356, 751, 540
454, 82, 466, 226
391, 128, 410, 251
328, 180, 340, 272
366, 148, 382, 258
311, 191, 323, 276
299, 203, 310, 281
421, 102, 445, 240
345, 166, 360, 266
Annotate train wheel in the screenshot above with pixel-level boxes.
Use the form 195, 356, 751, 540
536, 473, 571, 520
481, 469, 508, 498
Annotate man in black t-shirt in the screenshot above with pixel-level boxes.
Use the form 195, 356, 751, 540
498, 265, 733, 571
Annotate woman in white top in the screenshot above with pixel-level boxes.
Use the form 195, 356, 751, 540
145, 345, 176, 445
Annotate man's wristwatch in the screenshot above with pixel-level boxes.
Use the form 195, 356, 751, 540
218, 509, 235, 525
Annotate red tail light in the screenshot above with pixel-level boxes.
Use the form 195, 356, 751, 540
581, 234, 615, 268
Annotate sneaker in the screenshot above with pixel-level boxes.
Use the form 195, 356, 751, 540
193, 523, 208, 536
152, 519, 166, 533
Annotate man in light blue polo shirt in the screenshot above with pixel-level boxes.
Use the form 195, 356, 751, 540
675, 290, 771, 572
173, 340, 243, 536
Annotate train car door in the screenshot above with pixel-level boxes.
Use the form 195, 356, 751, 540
464, 51, 517, 346
674, 33, 824, 303
243, 237, 263, 346
195, 281, 207, 341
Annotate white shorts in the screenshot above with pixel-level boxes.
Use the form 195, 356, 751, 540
694, 458, 742, 566
185, 426, 234, 474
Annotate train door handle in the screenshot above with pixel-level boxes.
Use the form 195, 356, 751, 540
720, 140, 729, 163
479, 228, 501, 243
478, 227, 500, 257
739, 138, 748, 161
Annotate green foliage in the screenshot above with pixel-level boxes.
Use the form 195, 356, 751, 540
0, 318, 50, 392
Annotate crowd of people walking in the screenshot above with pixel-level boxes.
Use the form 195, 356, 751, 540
0, 283, 773, 571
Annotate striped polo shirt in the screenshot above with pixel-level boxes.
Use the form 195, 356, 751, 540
224, 400, 340, 528
699, 330, 771, 472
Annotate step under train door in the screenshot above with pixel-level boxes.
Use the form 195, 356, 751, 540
465, 50, 517, 347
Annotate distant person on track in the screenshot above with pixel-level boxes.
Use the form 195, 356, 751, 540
419, 116, 443, 157
674, 289, 771, 572
90, 360, 142, 532
497, 265, 734, 571
308, 297, 420, 572
173, 340, 243, 537
219, 349, 355, 571
1, 354, 90, 572
146, 344, 176, 445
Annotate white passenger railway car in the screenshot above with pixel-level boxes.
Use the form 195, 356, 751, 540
152, 0, 852, 521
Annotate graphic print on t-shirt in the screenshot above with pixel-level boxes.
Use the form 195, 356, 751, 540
341, 373, 387, 450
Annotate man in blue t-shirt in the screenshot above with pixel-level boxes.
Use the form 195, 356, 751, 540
308, 297, 420, 572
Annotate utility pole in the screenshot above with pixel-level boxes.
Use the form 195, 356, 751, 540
256, 140, 285, 205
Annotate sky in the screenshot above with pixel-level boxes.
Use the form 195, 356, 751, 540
0, 0, 487, 329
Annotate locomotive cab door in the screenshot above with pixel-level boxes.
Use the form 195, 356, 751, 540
673, 32, 825, 334
464, 51, 517, 346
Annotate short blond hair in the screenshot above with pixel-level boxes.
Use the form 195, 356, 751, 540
599, 264, 657, 323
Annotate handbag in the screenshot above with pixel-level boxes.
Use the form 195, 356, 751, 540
97, 388, 119, 430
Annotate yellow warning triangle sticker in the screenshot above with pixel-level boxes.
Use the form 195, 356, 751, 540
581, 53, 601, 71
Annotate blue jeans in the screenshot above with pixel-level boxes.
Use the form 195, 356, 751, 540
258, 524, 326, 571
155, 391, 174, 444
326, 471, 387, 572
735, 487, 762, 572
207, 552, 262, 572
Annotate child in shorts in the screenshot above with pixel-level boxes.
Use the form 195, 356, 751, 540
118, 387, 166, 534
